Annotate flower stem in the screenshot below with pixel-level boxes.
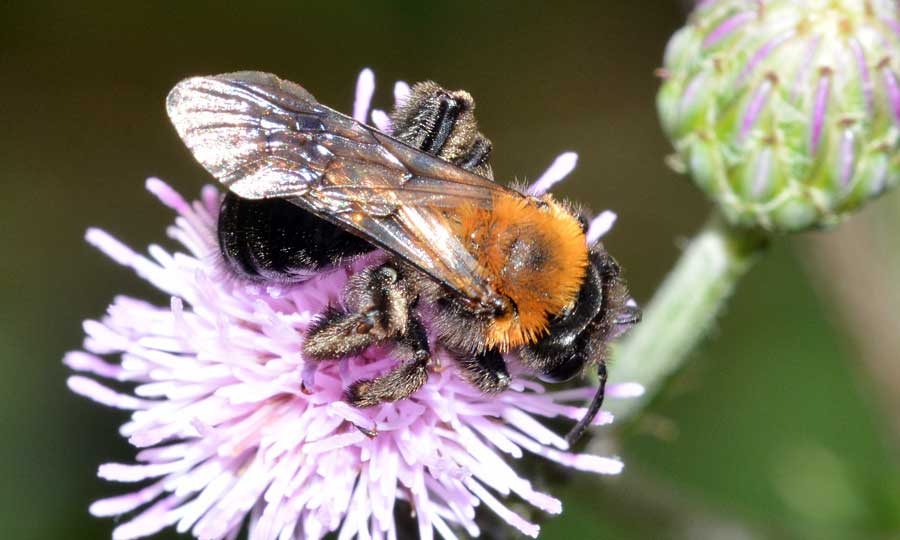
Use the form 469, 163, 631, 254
607, 213, 769, 423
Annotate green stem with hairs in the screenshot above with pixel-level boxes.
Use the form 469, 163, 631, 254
606, 213, 769, 423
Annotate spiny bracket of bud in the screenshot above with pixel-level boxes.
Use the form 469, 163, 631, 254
658, 0, 900, 232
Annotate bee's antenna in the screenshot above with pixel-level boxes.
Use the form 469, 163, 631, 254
565, 361, 607, 446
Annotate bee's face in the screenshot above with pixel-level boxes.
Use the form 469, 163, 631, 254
520, 245, 634, 382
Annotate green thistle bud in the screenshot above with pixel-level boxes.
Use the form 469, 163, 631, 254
658, 0, 900, 232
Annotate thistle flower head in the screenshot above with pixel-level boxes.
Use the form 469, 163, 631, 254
659, 0, 900, 232
65, 70, 640, 540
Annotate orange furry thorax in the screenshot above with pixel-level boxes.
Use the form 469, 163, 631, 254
454, 193, 589, 351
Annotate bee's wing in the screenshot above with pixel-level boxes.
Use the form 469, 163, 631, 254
167, 71, 513, 305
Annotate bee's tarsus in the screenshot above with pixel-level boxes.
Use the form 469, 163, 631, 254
353, 423, 379, 438
346, 351, 430, 407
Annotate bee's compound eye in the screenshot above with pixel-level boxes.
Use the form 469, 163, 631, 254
538, 353, 586, 383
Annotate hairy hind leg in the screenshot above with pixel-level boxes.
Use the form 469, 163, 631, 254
302, 264, 412, 361
345, 316, 432, 407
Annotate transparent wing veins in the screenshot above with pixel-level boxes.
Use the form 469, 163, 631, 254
167, 71, 514, 304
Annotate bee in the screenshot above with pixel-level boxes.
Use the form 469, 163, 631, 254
166, 72, 638, 443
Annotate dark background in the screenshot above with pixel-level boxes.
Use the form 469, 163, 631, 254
2, 2, 899, 539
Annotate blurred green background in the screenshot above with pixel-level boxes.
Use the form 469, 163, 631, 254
2, 1, 899, 539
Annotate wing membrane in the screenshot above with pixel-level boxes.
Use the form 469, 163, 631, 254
167, 71, 514, 303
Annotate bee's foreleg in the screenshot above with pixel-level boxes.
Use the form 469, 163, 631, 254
454, 349, 511, 394
346, 315, 431, 407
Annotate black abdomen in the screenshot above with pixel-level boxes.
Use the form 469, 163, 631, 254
218, 192, 373, 281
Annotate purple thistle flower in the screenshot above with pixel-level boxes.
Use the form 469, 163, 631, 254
66, 70, 640, 540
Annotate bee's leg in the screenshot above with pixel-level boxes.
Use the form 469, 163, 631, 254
455, 349, 511, 394
391, 82, 494, 180
302, 264, 413, 361
346, 315, 431, 407
392, 83, 464, 155
301, 305, 392, 360
454, 135, 493, 178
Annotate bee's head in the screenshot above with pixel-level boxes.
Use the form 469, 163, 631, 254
518, 243, 639, 442
521, 245, 634, 379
